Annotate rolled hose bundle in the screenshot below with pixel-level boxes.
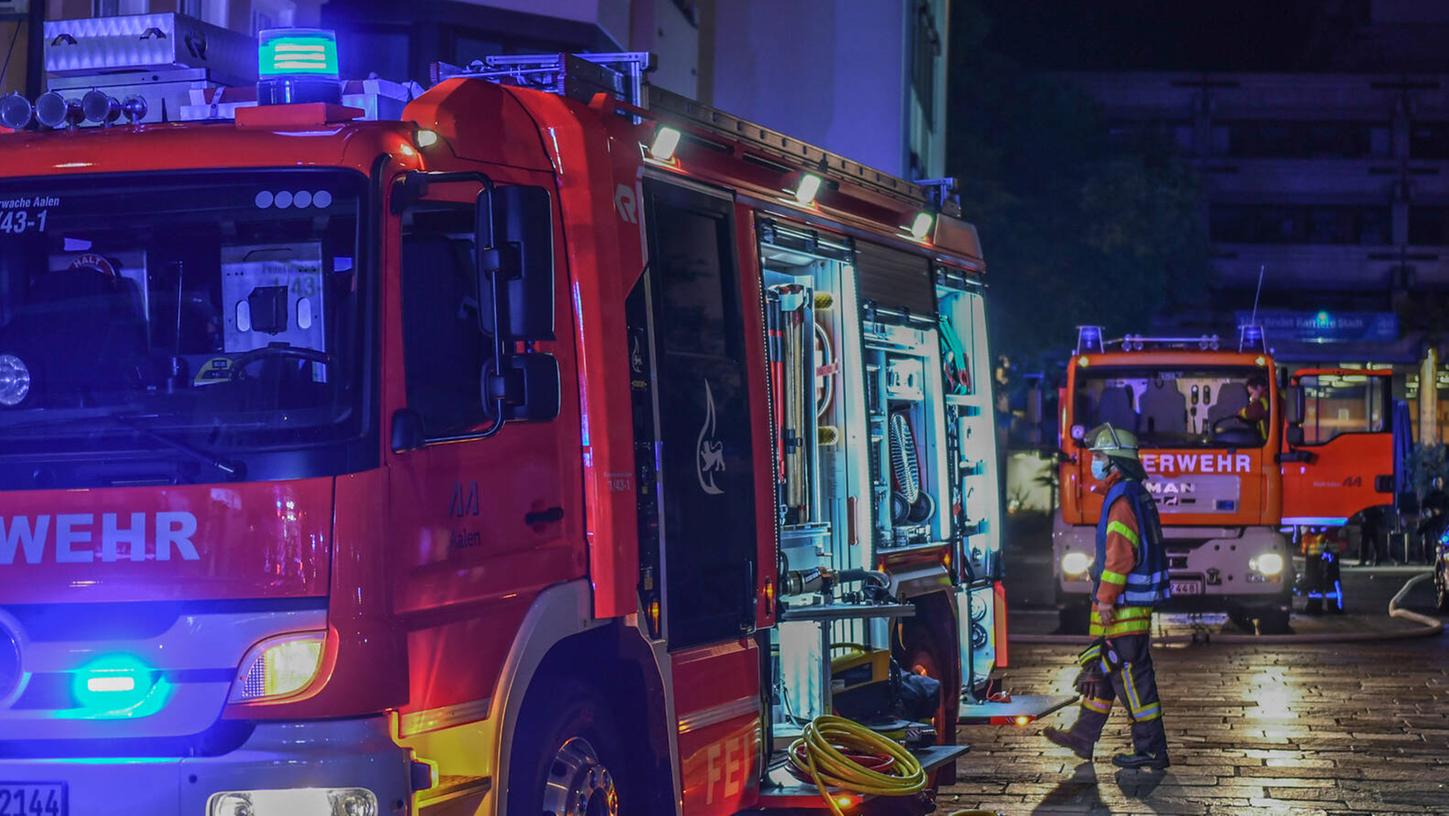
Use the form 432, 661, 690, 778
788, 715, 926, 816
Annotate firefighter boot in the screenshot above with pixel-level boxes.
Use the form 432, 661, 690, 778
1042, 726, 1094, 760
1113, 718, 1170, 770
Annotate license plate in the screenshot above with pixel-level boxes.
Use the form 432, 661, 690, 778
0, 784, 66, 816
1170, 580, 1203, 596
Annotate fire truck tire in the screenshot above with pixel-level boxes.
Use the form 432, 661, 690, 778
508, 677, 645, 816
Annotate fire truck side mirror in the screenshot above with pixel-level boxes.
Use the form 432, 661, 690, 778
1286, 423, 1305, 447
488, 185, 555, 342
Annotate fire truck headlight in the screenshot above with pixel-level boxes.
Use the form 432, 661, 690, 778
208, 788, 376, 816
416, 128, 440, 148
34, 92, 82, 129
230, 631, 326, 703
1061, 551, 1093, 577
1251, 552, 1284, 577
649, 125, 681, 161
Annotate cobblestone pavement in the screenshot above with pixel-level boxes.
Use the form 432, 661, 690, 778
945, 635, 1449, 815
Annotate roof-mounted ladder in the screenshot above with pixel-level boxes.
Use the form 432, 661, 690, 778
430, 52, 952, 214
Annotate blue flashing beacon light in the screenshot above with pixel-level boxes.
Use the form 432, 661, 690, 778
257, 28, 342, 106
1075, 325, 1105, 354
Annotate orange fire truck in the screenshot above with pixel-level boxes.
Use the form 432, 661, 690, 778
1053, 327, 1397, 633
0, 16, 1056, 816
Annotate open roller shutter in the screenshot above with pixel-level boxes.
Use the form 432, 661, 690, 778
855, 240, 935, 317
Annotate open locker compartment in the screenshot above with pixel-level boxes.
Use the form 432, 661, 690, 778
757, 221, 966, 795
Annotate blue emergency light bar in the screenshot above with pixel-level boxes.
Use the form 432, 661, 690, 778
1075, 325, 1105, 354
257, 28, 342, 105
259, 29, 339, 78
1239, 323, 1266, 352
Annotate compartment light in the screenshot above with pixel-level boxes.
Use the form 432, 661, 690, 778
649, 125, 681, 161
908, 211, 934, 241
794, 173, 823, 206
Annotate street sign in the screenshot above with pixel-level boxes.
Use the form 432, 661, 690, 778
1236, 309, 1399, 345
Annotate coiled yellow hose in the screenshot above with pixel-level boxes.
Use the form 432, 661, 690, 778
788, 715, 926, 816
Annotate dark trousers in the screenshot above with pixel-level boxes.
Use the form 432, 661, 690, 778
1068, 634, 1168, 756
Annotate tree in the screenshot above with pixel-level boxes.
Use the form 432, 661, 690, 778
947, 1, 1211, 369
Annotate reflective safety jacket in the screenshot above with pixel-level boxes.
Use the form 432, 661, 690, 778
1090, 476, 1171, 637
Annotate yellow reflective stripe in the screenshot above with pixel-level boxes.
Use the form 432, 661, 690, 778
1100, 569, 1128, 586
1123, 663, 1142, 711
1091, 617, 1153, 637
1081, 697, 1112, 714
1116, 606, 1152, 620
1134, 703, 1162, 722
1106, 520, 1139, 548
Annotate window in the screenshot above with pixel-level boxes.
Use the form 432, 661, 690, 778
400, 202, 486, 438
911, 1, 941, 123
1410, 206, 1449, 245
1295, 374, 1387, 445
1213, 120, 1390, 159
1210, 204, 1390, 245
1410, 123, 1449, 159
1074, 366, 1268, 449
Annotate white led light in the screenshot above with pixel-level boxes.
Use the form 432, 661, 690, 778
416, 129, 440, 148
1061, 551, 1092, 576
909, 211, 934, 241
650, 126, 681, 161
1252, 552, 1284, 577
86, 675, 137, 694
794, 173, 823, 206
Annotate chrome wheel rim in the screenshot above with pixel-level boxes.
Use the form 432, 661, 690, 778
542, 736, 618, 816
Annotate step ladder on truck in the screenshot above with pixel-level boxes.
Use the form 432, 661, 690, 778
0, 16, 1067, 816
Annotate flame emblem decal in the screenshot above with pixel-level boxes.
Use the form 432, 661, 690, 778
697, 379, 725, 495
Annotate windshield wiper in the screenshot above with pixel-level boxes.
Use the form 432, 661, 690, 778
106, 415, 244, 480
0, 411, 243, 480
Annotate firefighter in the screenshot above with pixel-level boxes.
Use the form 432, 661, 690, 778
1300, 526, 1342, 614
1237, 374, 1270, 441
1043, 424, 1172, 769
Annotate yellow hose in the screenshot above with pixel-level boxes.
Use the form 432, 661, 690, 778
788, 715, 926, 816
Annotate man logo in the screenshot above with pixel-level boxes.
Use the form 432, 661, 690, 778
697, 379, 725, 495
0, 625, 19, 708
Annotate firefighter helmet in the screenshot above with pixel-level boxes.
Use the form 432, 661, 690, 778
1086, 423, 1139, 463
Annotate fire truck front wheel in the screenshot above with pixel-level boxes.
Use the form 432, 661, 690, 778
508, 676, 644, 816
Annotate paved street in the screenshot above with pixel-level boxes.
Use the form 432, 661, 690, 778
944, 573, 1449, 815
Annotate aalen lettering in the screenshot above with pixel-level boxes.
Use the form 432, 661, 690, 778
1140, 452, 1251, 475
0, 512, 200, 565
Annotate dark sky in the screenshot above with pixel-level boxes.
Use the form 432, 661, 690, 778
976, 1, 1350, 72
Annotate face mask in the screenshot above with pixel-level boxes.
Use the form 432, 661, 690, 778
1091, 458, 1111, 481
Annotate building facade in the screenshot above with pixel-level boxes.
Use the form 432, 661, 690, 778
318, 0, 949, 180
1066, 70, 1449, 439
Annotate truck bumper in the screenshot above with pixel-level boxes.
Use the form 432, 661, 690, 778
1053, 521, 1292, 608
0, 717, 412, 816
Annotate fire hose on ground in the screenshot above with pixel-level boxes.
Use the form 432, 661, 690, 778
1013, 571, 1443, 646
788, 714, 1003, 816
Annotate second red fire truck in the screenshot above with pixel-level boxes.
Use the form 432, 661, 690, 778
0, 15, 1053, 816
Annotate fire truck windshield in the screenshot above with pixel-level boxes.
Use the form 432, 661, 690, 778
1075, 366, 1269, 448
0, 170, 370, 487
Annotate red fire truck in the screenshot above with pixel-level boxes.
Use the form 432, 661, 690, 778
1054, 327, 1397, 633
0, 17, 1052, 816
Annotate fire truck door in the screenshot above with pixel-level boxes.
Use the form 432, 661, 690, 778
1281, 372, 1395, 526
634, 178, 761, 649
631, 177, 765, 815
